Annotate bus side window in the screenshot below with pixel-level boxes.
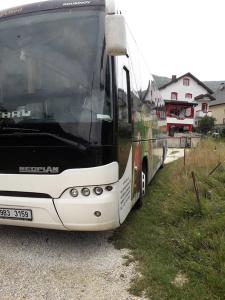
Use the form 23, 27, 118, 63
118, 66, 132, 124
104, 57, 112, 116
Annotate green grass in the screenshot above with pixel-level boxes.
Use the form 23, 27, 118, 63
112, 140, 225, 300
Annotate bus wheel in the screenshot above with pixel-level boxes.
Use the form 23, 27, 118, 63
134, 163, 147, 210
141, 169, 146, 197
160, 148, 166, 169
160, 157, 165, 169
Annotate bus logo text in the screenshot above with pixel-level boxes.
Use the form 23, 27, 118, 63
19, 167, 59, 174
0, 109, 31, 119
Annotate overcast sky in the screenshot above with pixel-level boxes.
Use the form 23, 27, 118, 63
0, 0, 224, 81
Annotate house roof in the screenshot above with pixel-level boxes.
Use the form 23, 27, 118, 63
203, 81, 225, 92
154, 75, 224, 92
209, 84, 225, 107
165, 100, 198, 107
195, 94, 216, 101
153, 75, 171, 89
158, 72, 213, 94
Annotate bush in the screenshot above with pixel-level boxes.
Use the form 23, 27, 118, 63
198, 116, 216, 134
220, 127, 225, 137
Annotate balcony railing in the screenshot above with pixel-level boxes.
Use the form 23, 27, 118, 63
195, 110, 212, 118
167, 117, 194, 125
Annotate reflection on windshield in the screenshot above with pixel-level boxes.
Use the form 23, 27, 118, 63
0, 8, 111, 130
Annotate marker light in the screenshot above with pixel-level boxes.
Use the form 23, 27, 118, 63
105, 185, 113, 192
70, 188, 79, 197
94, 211, 101, 217
94, 187, 103, 196
81, 188, 90, 197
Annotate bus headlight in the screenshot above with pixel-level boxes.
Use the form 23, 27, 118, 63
70, 188, 79, 197
81, 188, 90, 197
93, 187, 103, 196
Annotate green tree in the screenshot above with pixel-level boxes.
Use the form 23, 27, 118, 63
198, 116, 216, 134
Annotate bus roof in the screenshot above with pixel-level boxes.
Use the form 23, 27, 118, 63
0, 0, 105, 20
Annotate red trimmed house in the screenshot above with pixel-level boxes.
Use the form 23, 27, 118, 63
158, 73, 213, 136
165, 100, 196, 137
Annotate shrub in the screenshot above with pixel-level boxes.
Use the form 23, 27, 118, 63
198, 116, 216, 134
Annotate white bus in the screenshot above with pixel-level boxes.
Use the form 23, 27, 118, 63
0, 0, 167, 231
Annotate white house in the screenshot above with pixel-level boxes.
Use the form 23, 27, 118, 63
194, 93, 215, 126
158, 73, 213, 136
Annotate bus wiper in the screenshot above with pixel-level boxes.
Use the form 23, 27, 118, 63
0, 130, 87, 151
39, 133, 88, 151
0, 127, 40, 133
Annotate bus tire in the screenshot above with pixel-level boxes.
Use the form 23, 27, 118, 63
134, 162, 147, 210
160, 147, 166, 169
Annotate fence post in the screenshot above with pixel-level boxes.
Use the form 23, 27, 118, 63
191, 171, 202, 215
208, 162, 222, 176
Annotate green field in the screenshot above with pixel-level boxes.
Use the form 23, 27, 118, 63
112, 140, 225, 300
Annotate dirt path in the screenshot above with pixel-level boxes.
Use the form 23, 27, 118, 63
165, 148, 186, 164
0, 226, 143, 300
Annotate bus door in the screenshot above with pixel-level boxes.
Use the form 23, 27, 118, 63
117, 64, 133, 223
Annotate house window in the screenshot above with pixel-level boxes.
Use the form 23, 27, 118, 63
185, 107, 192, 118
183, 78, 190, 86
202, 103, 208, 113
185, 93, 192, 100
171, 92, 178, 100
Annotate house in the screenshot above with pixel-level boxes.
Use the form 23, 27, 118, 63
194, 94, 215, 126
158, 73, 213, 136
209, 83, 225, 126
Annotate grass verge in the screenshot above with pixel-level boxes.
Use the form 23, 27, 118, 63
112, 139, 225, 300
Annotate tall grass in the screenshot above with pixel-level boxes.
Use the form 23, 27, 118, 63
185, 139, 225, 172
113, 139, 225, 300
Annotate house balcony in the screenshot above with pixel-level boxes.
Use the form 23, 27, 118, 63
195, 110, 212, 118
167, 117, 194, 125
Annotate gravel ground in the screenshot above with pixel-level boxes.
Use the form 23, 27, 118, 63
0, 226, 144, 300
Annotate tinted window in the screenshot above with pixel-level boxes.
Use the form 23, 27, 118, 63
0, 8, 110, 125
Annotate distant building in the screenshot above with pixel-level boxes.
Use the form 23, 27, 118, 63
209, 83, 225, 126
194, 94, 215, 127
158, 73, 213, 136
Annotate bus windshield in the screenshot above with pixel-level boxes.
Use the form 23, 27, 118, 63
0, 8, 112, 139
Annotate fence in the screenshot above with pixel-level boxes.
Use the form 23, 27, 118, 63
167, 136, 201, 148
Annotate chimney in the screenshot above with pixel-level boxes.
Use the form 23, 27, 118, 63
171, 75, 177, 82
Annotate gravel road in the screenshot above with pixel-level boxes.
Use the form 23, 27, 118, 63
0, 226, 143, 300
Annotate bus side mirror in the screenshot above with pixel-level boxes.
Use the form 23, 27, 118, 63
105, 14, 127, 56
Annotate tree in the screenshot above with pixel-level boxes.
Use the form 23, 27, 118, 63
198, 116, 216, 134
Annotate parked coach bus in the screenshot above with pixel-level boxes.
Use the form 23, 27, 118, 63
0, 0, 167, 231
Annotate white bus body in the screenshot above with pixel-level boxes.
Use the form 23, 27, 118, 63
0, 0, 167, 231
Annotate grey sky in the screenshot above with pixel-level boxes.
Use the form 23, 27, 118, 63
0, 0, 224, 81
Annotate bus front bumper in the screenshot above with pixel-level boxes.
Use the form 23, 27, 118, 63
54, 183, 120, 231
0, 196, 65, 230
0, 184, 120, 231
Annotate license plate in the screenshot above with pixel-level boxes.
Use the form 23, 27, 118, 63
0, 208, 32, 221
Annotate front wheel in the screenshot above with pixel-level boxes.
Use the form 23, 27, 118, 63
160, 147, 166, 169
133, 164, 147, 209
141, 170, 146, 197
